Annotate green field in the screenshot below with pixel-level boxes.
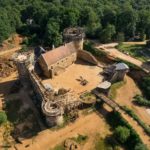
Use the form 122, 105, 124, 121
116, 43, 150, 62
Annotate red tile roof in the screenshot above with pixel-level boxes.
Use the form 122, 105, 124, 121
40, 42, 77, 67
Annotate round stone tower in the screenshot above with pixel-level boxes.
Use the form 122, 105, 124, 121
14, 54, 29, 85
42, 101, 64, 127
63, 27, 85, 50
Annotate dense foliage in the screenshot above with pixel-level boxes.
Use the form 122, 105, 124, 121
0, 111, 7, 125
107, 111, 148, 150
133, 95, 150, 107
140, 76, 150, 99
114, 126, 130, 143
1, 0, 150, 47
122, 106, 150, 136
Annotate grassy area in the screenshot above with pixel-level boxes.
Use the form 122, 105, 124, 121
121, 106, 150, 136
133, 95, 150, 107
94, 134, 120, 150
72, 134, 88, 144
116, 43, 150, 62
52, 144, 65, 150
95, 138, 111, 150
108, 81, 125, 99
51, 134, 88, 150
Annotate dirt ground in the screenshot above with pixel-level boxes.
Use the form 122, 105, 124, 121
15, 112, 111, 150
0, 72, 17, 109
0, 57, 16, 78
42, 60, 103, 95
96, 43, 150, 73
0, 34, 23, 52
115, 75, 150, 125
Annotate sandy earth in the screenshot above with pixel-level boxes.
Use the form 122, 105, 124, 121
0, 34, 23, 52
96, 43, 150, 73
116, 76, 150, 125
0, 41, 150, 149
114, 75, 150, 148
0, 46, 21, 57
15, 112, 111, 150
123, 41, 146, 45
42, 60, 103, 95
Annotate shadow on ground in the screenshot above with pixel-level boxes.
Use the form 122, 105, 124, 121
0, 79, 46, 141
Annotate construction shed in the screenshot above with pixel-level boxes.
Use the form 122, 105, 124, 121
97, 81, 111, 94
38, 42, 77, 78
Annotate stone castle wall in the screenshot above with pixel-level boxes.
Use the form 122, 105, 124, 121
49, 52, 77, 78
77, 50, 98, 65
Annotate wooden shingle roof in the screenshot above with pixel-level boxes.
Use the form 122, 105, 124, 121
39, 42, 77, 67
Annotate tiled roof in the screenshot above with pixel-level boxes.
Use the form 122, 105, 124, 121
40, 42, 77, 67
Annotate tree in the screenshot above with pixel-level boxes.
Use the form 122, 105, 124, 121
0, 9, 12, 43
44, 18, 62, 47
137, 10, 150, 39
114, 126, 130, 144
117, 7, 137, 38
141, 76, 150, 99
116, 32, 125, 43
134, 143, 148, 150
101, 8, 116, 27
62, 8, 80, 28
139, 31, 146, 41
0, 111, 7, 125
100, 24, 116, 43
80, 7, 101, 38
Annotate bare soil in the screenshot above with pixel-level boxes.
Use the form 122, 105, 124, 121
15, 112, 111, 150
0, 57, 16, 78
0, 34, 23, 52
42, 59, 103, 95
116, 75, 150, 125
96, 43, 150, 73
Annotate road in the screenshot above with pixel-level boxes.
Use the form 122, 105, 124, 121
96, 43, 150, 73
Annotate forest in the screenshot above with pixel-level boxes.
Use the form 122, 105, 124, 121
1, 0, 150, 47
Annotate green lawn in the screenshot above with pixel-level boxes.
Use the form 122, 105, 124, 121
94, 135, 121, 150
108, 81, 125, 100
52, 144, 65, 150
116, 43, 150, 62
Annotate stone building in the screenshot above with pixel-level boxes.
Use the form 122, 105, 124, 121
111, 63, 129, 82
38, 28, 85, 78
63, 27, 85, 50
104, 62, 129, 82
38, 42, 77, 78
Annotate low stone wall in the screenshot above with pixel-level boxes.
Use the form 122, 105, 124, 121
77, 50, 98, 65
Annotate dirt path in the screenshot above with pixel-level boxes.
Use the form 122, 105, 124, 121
0, 46, 21, 56
113, 76, 150, 148
15, 113, 111, 150
116, 76, 150, 125
120, 110, 150, 148
96, 43, 150, 73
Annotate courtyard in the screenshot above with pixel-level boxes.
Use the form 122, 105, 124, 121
42, 59, 103, 95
